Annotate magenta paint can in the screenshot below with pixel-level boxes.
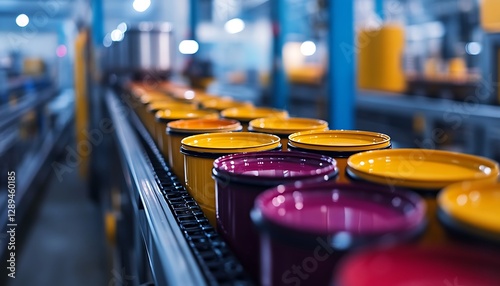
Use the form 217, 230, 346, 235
334, 244, 500, 286
212, 151, 338, 280
251, 182, 427, 286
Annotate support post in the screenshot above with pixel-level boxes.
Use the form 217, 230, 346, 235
91, 0, 104, 45
328, 1, 355, 129
270, 0, 289, 109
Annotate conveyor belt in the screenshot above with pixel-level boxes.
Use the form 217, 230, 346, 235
109, 89, 254, 285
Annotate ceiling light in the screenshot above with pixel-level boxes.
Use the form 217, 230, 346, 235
133, 0, 151, 12
111, 29, 124, 42
179, 40, 199, 55
103, 34, 112, 47
300, 41, 316, 56
224, 18, 245, 34
16, 14, 29, 27
117, 22, 128, 33
466, 42, 482, 56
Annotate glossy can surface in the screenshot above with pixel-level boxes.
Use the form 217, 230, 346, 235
166, 119, 242, 182
335, 244, 500, 286
212, 151, 337, 279
181, 132, 281, 226
438, 181, 500, 245
135, 91, 170, 126
252, 182, 426, 286
288, 130, 391, 182
249, 117, 328, 150
154, 109, 219, 158
347, 149, 499, 190
199, 97, 253, 111
347, 148, 500, 246
144, 101, 198, 138
181, 132, 281, 153
221, 107, 289, 131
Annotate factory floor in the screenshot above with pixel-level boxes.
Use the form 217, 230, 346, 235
7, 155, 110, 286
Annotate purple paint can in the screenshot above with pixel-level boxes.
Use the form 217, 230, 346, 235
212, 151, 338, 280
251, 182, 427, 286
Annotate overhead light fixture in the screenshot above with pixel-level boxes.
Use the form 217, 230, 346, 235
224, 18, 245, 34
16, 14, 29, 27
300, 41, 316, 56
111, 29, 124, 42
103, 34, 112, 47
133, 0, 151, 12
179, 40, 199, 55
117, 22, 128, 33
466, 42, 482, 56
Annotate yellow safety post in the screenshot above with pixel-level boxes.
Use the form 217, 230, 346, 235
74, 29, 90, 179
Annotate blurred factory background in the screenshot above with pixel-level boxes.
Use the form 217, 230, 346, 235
2, 0, 500, 155
1, 0, 500, 285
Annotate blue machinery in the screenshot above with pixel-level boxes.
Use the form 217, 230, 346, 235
187, 0, 356, 129
376, 0, 385, 20
270, 0, 290, 112
271, 0, 355, 129
328, 1, 355, 129
91, 0, 104, 46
